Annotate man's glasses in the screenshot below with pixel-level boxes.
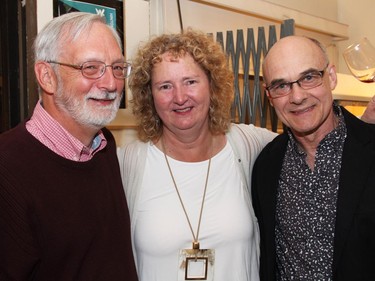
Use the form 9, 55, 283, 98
265, 65, 328, 99
47, 61, 132, 79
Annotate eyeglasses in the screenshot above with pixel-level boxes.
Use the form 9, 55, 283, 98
265, 64, 328, 99
47, 61, 132, 79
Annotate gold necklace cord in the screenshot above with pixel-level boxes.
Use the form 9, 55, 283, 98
162, 141, 212, 245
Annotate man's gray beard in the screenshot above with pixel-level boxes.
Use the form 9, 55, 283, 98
55, 81, 123, 129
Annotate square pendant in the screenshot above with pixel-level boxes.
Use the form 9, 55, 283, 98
185, 257, 208, 280
178, 249, 215, 281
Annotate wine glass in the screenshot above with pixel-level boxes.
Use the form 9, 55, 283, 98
343, 37, 375, 83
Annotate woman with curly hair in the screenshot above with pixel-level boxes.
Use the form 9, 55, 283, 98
117, 29, 277, 281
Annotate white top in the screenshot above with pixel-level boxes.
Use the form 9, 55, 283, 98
117, 123, 277, 281
135, 142, 254, 280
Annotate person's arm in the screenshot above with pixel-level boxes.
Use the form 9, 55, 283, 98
361, 95, 375, 124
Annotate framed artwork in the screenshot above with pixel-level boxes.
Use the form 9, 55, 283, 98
53, 0, 126, 108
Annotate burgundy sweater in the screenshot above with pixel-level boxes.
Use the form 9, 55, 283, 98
0, 122, 138, 281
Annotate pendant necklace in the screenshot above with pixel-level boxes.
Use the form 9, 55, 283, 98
162, 139, 215, 281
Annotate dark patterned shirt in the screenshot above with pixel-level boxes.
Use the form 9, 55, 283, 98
275, 106, 347, 281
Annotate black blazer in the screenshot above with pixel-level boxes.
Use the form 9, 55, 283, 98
252, 106, 375, 281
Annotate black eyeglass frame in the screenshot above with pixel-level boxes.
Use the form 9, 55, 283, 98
265, 64, 329, 98
47, 60, 132, 79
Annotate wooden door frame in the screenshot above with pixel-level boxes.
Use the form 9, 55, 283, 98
0, 0, 37, 132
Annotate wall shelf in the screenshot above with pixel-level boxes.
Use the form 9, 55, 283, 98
192, 0, 348, 40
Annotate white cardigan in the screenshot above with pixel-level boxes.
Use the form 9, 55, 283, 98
117, 123, 276, 276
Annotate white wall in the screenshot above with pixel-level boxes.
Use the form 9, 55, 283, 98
37, 0, 53, 32
263, 0, 338, 21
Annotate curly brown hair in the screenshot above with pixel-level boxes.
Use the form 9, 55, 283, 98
129, 29, 234, 142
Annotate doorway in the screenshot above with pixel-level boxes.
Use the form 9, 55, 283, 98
0, 0, 37, 133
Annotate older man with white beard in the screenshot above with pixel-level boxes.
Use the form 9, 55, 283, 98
0, 12, 138, 280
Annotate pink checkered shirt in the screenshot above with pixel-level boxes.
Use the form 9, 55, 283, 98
26, 101, 107, 162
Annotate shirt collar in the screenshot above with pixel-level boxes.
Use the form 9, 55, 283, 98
26, 100, 107, 161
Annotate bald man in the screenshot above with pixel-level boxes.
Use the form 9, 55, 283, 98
252, 36, 375, 281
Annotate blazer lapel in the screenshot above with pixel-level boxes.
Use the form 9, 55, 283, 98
332, 114, 375, 273
258, 134, 288, 279
259, 144, 286, 227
